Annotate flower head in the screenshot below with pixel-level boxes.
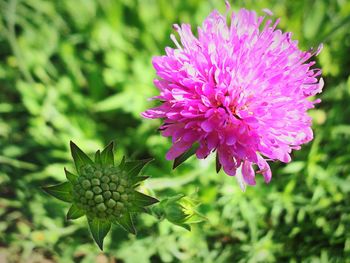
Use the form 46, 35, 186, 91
43, 141, 158, 250
152, 194, 204, 231
142, 4, 323, 189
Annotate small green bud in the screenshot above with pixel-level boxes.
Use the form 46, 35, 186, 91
156, 195, 202, 231
121, 194, 128, 202
94, 195, 104, 203
91, 178, 100, 186
97, 203, 107, 212
109, 183, 117, 191
88, 200, 95, 206
80, 197, 87, 204
103, 191, 112, 199
101, 183, 109, 191
85, 190, 94, 199
94, 171, 102, 177
82, 180, 91, 189
101, 176, 110, 183
117, 185, 124, 193
106, 199, 116, 208
120, 179, 127, 187
116, 202, 124, 210
112, 192, 120, 200
93, 186, 102, 194
83, 165, 94, 175
110, 174, 118, 182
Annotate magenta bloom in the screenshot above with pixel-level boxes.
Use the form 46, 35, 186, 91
142, 5, 323, 189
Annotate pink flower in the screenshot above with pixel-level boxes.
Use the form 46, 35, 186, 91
142, 4, 323, 190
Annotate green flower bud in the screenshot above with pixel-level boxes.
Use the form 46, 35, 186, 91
101, 176, 110, 183
109, 183, 117, 191
94, 195, 103, 203
82, 165, 94, 176
103, 191, 112, 199
110, 174, 118, 182
106, 199, 116, 208
82, 180, 91, 189
93, 186, 102, 194
43, 141, 158, 250
156, 195, 202, 231
116, 202, 124, 211
101, 183, 109, 191
120, 179, 127, 187
91, 178, 100, 186
121, 194, 128, 202
94, 171, 102, 177
97, 203, 107, 212
112, 192, 120, 200
117, 185, 124, 193
85, 190, 94, 199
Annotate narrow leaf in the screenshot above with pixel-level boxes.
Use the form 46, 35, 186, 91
178, 223, 191, 231
216, 151, 221, 173
88, 218, 111, 250
100, 142, 114, 166
133, 191, 159, 206
124, 158, 153, 178
131, 176, 149, 185
67, 204, 85, 220
42, 182, 73, 202
115, 213, 136, 234
119, 156, 126, 169
70, 141, 93, 172
64, 168, 78, 184
128, 206, 146, 213
95, 150, 101, 165
173, 143, 199, 169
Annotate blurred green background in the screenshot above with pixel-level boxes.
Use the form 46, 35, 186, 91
0, 0, 350, 262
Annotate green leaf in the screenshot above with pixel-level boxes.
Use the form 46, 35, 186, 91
119, 156, 126, 168
87, 218, 111, 250
173, 143, 198, 169
127, 206, 146, 213
115, 213, 136, 234
131, 176, 149, 185
216, 151, 221, 173
67, 204, 85, 220
42, 182, 73, 202
95, 150, 101, 165
133, 191, 158, 207
64, 168, 78, 184
100, 141, 114, 166
177, 223, 191, 231
124, 158, 153, 178
70, 141, 93, 172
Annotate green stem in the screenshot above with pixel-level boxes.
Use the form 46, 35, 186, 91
5, 0, 34, 83
0, 155, 37, 170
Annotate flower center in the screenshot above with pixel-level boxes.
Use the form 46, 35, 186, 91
72, 164, 132, 220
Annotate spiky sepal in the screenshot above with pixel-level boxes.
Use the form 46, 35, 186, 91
43, 141, 158, 250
